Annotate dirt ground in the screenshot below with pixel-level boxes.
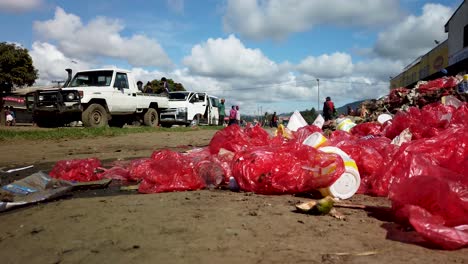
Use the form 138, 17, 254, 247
0, 127, 467, 264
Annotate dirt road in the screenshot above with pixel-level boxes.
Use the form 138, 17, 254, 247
0, 128, 466, 263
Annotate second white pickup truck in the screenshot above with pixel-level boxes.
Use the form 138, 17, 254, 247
29, 68, 170, 127
160, 91, 220, 127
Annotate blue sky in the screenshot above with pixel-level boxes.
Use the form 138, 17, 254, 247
0, 0, 463, 115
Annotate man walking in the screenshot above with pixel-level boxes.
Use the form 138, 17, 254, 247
219, 98, 226, 126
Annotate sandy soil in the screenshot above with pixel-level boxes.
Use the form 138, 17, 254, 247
0, 127, 467, 264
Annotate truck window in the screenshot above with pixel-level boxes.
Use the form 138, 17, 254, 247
114, 73, 129, 89
69, 71, 113, 87
210, 97, 219, 107
196, 93, 205, 102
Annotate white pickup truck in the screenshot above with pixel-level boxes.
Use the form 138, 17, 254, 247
28, 68, 169, 127
160, 91, 220, 127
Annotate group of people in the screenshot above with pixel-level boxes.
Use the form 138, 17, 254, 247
3, 106, 16, 126
136, 77, 170, 94
216, 99, 242, 127
228, 105, 241, 126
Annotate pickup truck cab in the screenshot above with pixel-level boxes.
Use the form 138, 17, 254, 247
29, 68, 169, 127
160, 91, 220, 127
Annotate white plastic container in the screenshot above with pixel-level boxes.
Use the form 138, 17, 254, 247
302, 132, 328, 149
287, 110, 308, 132
336, 118, 356, 132
377, 114, 393, 124
312, 114, 325, 129
317, 146, 361, 200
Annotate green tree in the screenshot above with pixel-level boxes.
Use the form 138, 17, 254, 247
300, 108, 318, 124
0, 42, 38, 94
145, 78, 186, 93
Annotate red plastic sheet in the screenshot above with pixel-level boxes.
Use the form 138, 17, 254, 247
390, 175, 468, 249
417, 77, 459, 94
350, 122, 382, 137
49, 158, 102, 182
209, 124, 269, 154
138, 150, 206, 193
231, 143, 345, 195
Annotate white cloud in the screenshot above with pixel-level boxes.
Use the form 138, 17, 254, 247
296, 52, 353, 78
354, 58, 405, 81
30, 42, 92, 85
0, 0, 42, 13
373, 3, 452, 60
33, 7, 172, 68
167, 0, 184, 14
223, 0, 400, 40
183, 34, 288, 79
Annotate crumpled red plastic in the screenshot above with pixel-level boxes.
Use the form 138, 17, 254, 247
138, 150, 206, 193
417, 77, 459, 94
390, 175, 468, 249
350, 122, 382, 137
49, 158, 102, 182
209, 124, 270, 154
231, 143, 345, 194
98, 166, 131, 181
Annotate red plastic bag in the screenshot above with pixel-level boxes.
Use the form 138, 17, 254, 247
350, 122, 382, 137
231, 143, 344, 194
291, 125, 324, 144
49, 158, 102, 182
390, 175, 468, 249
209, 125, 268, 154
138, 150, 206, 193
370, 127, 468, 196
98, 167, 131, 181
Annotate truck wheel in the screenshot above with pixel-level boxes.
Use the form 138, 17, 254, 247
143, 108, 159, 127
82, 104, 108, 128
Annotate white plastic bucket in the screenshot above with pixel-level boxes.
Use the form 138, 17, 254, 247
336, 118, 356, 132
377, 114, 392, 124
317, 146, 361, 200
303, 132, 327, 149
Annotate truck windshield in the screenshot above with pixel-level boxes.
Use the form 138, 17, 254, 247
69, 71, 113, 87
168, 92, 190, 100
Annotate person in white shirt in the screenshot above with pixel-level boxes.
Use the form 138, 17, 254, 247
235, 105, 240, 125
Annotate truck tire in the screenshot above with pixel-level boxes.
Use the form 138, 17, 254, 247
82, 104, 108, 128
143, 108, 159, 127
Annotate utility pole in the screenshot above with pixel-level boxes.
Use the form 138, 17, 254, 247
316, 78, 320, 111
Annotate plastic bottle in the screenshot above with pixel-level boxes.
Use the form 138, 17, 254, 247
457, 74, 468, 94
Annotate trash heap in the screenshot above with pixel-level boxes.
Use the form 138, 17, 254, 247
360, 75, 466, 122
42, 76, 468, 249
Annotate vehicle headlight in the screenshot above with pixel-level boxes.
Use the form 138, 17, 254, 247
66, 93, 75, 100
38, 95, 44, 101
177, 107, 187, 112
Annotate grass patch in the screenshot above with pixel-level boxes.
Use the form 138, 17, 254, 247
0, 125, 222, 141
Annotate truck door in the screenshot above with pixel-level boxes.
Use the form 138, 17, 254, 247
208, 96, 219, 125
112, 72, 137, 113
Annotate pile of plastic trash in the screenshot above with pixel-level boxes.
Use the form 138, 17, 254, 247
48, 78, 468, 249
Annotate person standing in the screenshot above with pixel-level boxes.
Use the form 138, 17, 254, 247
218, 98, 226, 126
270, 112, 278, 127
228, 105, 237, 126
9, 106, 15, 126
161, 77, 170, 94
235, 105, 240, 125
323, 96, 335, 121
